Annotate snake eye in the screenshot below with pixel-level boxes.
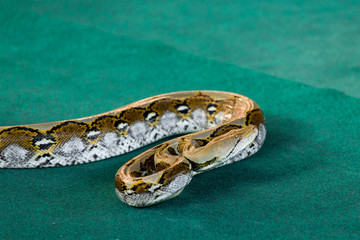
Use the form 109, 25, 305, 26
175, 104, 189, 114
206, 104, 217, 115
144, 111, 158, 123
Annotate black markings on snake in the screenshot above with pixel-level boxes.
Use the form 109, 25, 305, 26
32, 133, 56, 150
144, 111, 158, 123
116, 121, 129, 132
206, 104, 217, 115
86, 130, 101, 141
175, 104, 190, 114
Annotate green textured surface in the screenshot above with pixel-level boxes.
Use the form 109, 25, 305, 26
3, 0, 360, 97
1, 2, 360, 240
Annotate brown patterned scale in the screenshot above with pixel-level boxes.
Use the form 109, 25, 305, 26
0, 91, 266, 207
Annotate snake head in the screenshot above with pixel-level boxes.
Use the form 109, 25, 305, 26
115, 143, 193, 207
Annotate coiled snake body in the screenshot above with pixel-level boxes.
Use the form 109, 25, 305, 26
0, 91, 266, 207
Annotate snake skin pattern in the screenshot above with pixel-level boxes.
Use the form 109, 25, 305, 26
0, 91, 266, 207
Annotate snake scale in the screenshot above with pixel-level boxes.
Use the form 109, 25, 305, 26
0, 91, 266, 207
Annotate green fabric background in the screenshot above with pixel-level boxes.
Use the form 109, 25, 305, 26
1, 1, 360, 239
3, 0, 360, 97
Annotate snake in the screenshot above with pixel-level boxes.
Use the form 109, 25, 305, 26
0, 90, 266, 207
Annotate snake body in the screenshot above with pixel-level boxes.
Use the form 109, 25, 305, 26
0, 91, 266, 207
